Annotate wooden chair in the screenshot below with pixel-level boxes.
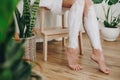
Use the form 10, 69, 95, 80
39, 7, 83, 61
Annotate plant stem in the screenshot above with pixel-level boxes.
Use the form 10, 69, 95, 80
102, 4, 107, 21
106, 6, 111, 22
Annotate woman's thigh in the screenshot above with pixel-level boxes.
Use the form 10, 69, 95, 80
84, 0, 93, 15
62, 0, 75, 8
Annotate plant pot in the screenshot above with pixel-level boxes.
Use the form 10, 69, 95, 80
101, 26, 120, 41
24, 36, 36, 61
14, 36, 36, 61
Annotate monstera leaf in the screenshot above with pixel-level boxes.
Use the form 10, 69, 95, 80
92, 0, 103, 4
107, 0, 119, 5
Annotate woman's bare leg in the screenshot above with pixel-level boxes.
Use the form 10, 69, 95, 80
83, 0, 110, 74
63, 0, 84, 71
62, 0, 75, 8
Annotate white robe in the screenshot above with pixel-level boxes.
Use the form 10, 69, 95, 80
40, 0, 63, 14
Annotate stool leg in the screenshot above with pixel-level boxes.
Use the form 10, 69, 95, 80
62, 37, 66, 50
62, 14, 66, 50
78, 32, 83, 55
43, 36, 47, 61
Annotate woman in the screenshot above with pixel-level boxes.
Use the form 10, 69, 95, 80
15, 0, 110, 74
39, 0, 110, 74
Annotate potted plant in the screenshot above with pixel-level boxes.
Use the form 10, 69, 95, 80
0, 0, 45, 80
93, 0, 120, 41
0, 0, 31, 80
14, 0, 40, 61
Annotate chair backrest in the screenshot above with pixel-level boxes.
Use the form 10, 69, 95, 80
40, 7, 46, 32
39, 7, 67, 32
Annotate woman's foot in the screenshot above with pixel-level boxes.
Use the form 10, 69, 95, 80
65, 48, 82, 71
91, 49, 110, 74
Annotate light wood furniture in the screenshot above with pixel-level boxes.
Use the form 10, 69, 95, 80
39, 7, 83, 61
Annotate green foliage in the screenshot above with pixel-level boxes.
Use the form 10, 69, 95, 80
0, 0, 32, 80
104, 1, 120, 28
92, 0, 103, 4
0, 0, 18, 43
15, 0, 40, 38
0, 35, 31, 80
107, 0, 119, 5
93, 0, 120, 28
104, 14, 120, 28
92, 0, 119, 5
0, 0, 43, 80
104, 20, 117, 28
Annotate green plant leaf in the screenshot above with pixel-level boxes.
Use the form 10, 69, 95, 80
104, 20, 117, 28
110, 0, 119, 4
0, 0, 19, 43
0, 69, 12, 80
12, 61, 31, 80
0, 1, 32, 80
92, 0, 103, 4
108, 1, 113, 5
15, 8, 26, 38
107, 0, 119, 5
25, 0, 40, 37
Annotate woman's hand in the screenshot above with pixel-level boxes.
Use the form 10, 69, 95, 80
14, 32, 20, 41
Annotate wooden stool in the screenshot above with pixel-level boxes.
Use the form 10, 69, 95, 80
39, 7, 83, 61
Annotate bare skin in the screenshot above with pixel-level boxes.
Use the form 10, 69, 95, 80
14, 32, 20, 41
63, 0, 110, 74
83, 0, 110, 74
62, 0, 75, 8
65, 48, 82, 71
91, 49, 110, 74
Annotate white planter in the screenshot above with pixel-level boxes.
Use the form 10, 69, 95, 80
101, 26, 120, 41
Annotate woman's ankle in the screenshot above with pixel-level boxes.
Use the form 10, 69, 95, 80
66, 47, 79, 54
92, 49, 102, 55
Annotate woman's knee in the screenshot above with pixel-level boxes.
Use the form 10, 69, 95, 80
84, 0, 93, 15
85, 0, 93, 6
62, 0, 75, 8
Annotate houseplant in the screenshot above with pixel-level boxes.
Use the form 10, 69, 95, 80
0, 0, 44, 80
0, 0, 31, 80
93, 0, 120, 41
15, 0, 40, 38
14, 0, 40, 61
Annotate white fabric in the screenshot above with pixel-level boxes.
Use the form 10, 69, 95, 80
68, 0, 85, 48
84, 5, 102, 51
16, 0, 102, 51
38, 0, 102, 51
